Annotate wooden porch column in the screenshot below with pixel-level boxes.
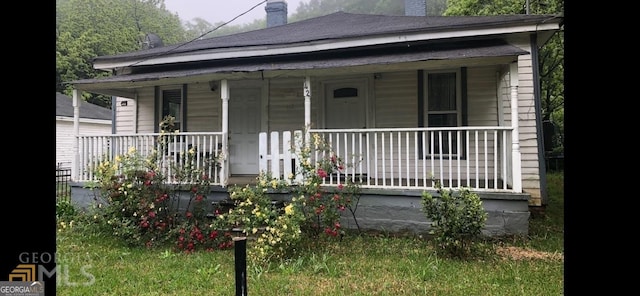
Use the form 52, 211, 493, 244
510, 62, 523, 193
71, 89, 81, 182
220, 79, 229, 186
303, 76, 311, 143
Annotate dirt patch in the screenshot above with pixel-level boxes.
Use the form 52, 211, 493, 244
496, 246, 563, 262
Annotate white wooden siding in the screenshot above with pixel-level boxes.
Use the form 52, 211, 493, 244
186, 82, 220, 132
268, 78, 307, 131
115, 97, 136, 133
374, 71, 417, 128
56, 118, 111, 166
136, 87, 156, 133
466, 66, 500, 126
517, 54, 542, 203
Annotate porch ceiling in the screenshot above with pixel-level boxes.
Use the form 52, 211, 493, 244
70, 39, 527, 97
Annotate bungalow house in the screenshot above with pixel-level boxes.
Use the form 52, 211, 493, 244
55, 92, 112, 168
66, 0, 564, 236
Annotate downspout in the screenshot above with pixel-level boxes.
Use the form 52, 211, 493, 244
531, 33, 549, 206
71, 89, 81, 182
510, 63, 522, 193
221, 79, 229, 186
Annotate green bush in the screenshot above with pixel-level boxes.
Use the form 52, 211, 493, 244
421, 183, 487, 258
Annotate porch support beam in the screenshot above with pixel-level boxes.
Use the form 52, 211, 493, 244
71, 89, 81, 182
510, 62, 522, 193
220, 79, 229, 186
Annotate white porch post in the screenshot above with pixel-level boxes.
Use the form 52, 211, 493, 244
71, 89, 81, 181
510, 62, 523, 193
220, 79, 229, 186
303, 76, 311, 143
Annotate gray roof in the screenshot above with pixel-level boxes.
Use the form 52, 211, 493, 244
94, 12, 563, 64
56, 92, 112, 120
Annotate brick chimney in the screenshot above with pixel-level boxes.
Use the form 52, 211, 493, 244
266, 0, 288, 28
404, 0, 426, 16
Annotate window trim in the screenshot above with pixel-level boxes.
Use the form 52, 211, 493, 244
418, 68, 468, 160
155, 85, 187, 133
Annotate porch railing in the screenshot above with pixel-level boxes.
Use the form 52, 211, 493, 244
260, 127, 514, 192
75, 132, 226, 185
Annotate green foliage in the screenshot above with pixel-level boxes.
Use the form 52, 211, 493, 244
421, 183, 488, 258
216, 176, 306, 264
56, 199, 79, 233
445, 0, 565, 154
56, 0, 188, 106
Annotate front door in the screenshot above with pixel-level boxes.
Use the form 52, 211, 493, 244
229, 87, 261, 175
324, 79, 368, 175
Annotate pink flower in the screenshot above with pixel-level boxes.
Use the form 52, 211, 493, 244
317, 168, 328, 178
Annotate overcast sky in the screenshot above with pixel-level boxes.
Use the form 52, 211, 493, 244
164, 0, 307, 25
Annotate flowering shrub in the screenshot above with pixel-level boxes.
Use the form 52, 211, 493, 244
217, 131, 362, 265
88, 116, 231, 252
216, 175, 306, 264
291, 133, 361, 237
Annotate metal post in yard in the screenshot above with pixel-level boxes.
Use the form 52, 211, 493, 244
233, 236, 247, 296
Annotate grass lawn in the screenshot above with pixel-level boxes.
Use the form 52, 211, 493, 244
56, 172, 563, 295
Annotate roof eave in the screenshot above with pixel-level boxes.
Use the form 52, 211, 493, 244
94, 22, 560, 71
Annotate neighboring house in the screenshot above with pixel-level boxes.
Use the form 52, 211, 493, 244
67, 0, 564, 236
55, 92, 112, 168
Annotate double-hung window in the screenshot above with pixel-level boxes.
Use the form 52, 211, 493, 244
424, 70, 462, 158
161, 88, 183, 132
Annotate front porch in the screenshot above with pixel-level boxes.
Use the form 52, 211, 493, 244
70, 125, 530, 236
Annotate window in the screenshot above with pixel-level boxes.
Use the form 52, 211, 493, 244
424, 70, 463, 158
162, 89, 182, 132
333, 87, 358, 98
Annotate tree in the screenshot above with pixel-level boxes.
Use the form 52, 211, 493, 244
56, 0, 188, 108
445, 0, 565, 153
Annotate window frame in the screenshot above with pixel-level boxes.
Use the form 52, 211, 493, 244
156, 85, 186, 133
420, 68, 466, 159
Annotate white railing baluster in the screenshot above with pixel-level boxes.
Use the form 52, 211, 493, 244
456, 130, 461, 188
493, 131, 499, 189
484, 130, 488, 189
475, 130, 479, 189
389, 132, 394, 186
381, 132, 386, 186
466, 130, 470, 188
270, 131, 280, 179
448, 130, 452, 188
374, 132, 378, 186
